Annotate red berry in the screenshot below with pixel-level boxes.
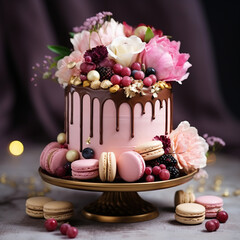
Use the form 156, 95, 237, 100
121, 67, 131, 77
211, 219, 220, 230
152, 166, 161, 176
80, 62, 96, 74
131, 62, 141, 71
85, 56, 92, 62
149, 74, 157, 84
80, 74, 87, 81
113, 63, 123, 74
60, 223, 71, 235
121, 76, 132, 87
159, 164, 166, 169
216, 210, 228, 223
205, 220, 216, 232
159, 169, 170, 180
110, 74, 122, 85
67, 226, 78, 238
146, 174, 155, 182
134, 71, 145, 80
44, 218, 58, 231
55, 166, 67, 177
145, 166, 152, 175
143, 77, 153, 87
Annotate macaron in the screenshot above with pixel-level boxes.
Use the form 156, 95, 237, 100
71, 159, 99, 180
135, 141, 164, 161
195, 195, 223, 218
40, 142, 60, 169
118, 151, 145, 182
43, 201, 74, 221
99, 152, 117, 182
175, 203, 205, 225
26, 196, 53, 218
46, 148, 68, 175
174, 190, 195, 207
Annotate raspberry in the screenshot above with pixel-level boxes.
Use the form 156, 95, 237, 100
167, 166, 180, 179
96, 67, 114, 81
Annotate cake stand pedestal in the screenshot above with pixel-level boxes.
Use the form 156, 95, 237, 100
39, 168, 197, 223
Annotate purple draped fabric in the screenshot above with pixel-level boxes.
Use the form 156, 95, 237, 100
0, 0, 239, 155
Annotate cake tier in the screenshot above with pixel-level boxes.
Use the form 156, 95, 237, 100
65, 86, 172, 159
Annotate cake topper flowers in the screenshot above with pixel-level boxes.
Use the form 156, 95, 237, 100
32, 11, 191, 98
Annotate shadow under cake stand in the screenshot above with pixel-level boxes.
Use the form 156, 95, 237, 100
39, 167, 197, 223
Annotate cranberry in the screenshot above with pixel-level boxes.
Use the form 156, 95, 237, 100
131, 62, 141, 71
159, 164, 166, 169
205, 220, 216, 232
60, 223, 71, 235
113, 63, 123, 75
152, 166, 161, 176
44, 218, 58, 231
146, 174, 155, 182
149, 74, 157, 84
110, 74, 122, 85
143, 77, 153, 87
159, 169, 170, 180
145, 166, 152, 175
216, 210, 228, 223
67, 226, 78, 238
134, 71, 145, 80
121, 76, 132, 87
55, 166, 67, 177
211, 219, 220, 230
121, 67, 131, 77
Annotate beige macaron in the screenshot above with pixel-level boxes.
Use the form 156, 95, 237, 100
135, 141, 164, 161
43, 201, 74, 221
175, 203, 205, 225
174, 190, 196, 207
26, 196, 53, 218
99, 152, 117, 182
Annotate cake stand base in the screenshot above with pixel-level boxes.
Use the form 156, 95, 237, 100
81, 191, 159, 223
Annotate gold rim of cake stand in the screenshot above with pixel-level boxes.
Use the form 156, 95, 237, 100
38, 167, 198, 192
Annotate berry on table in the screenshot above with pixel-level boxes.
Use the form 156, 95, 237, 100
60, 223, 71, 235
67, 226, 78, 238
145, 166, 152, 175
110, 74, 122, 85
205, 220, 216, 232
145, 67, 156, 76
216, 210, 228, 223
211, 219, 220, 230
146, 174, 155, 182
152, 166, 161, 176
44, 218, 58, 231
113, 63, 123, 75
159, 169, 170, 180
82, 147, 95, 159
131, 62, 141, 71
143, 77, 152, 87
121, 67, 131, 77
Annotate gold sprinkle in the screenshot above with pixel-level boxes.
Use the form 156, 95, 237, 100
83, 80, 90, 87
90, 80, 101, 89
109, 84, 120, 93
73, 77, 82, 86
67, 61, 76, 69
233, 189, 240, 196
86, 137, 91, 145
222, 189, 230, 197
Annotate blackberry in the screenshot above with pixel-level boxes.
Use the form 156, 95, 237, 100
96, 66, 114, 81
158, 154, 177, 167
167, 166, 180, 179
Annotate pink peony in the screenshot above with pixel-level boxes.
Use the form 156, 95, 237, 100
139, 36, 192, 83
70, 19, 125, 53
55, 50, 84, 87
169, 121, 208, 173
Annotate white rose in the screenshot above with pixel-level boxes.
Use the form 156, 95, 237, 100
107, 36, 146, 67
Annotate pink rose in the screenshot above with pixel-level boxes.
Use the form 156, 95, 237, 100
55, 50, 84, 87
169, 121, 208, 173
71, 19, 125, 53
139, 36, 192, 83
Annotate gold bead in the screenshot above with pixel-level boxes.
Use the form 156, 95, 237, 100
90, 80, 101, 89
73, 77, 82, 86
87, 70, 100, 81
57, 133, 66, 144
83, 80, 91, 87
67, 61, 76, 69
101, 80, 112, 89
109, 84, 120, 93
66, 150, 80, 162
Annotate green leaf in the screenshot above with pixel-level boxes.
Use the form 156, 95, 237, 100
47, 45, 71, 56
144, 27, 154, 42
69, 32, 75, 37
54, 55, 64, 61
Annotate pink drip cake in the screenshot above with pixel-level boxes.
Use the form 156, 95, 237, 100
39, 12, 209, 182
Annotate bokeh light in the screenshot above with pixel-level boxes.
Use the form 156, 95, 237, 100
9, 140, 24, 156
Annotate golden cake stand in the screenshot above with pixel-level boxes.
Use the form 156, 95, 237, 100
39, 167, 197, 223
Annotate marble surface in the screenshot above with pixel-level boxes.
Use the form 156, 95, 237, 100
0, 145, 240, 240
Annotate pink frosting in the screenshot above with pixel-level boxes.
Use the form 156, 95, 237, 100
67, 92, 171, 159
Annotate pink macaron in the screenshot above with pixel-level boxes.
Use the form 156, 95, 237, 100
71, 159, 99, 180
117, 151, 146, 182
40, 142, 60, 169
195, 195, 223, 218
